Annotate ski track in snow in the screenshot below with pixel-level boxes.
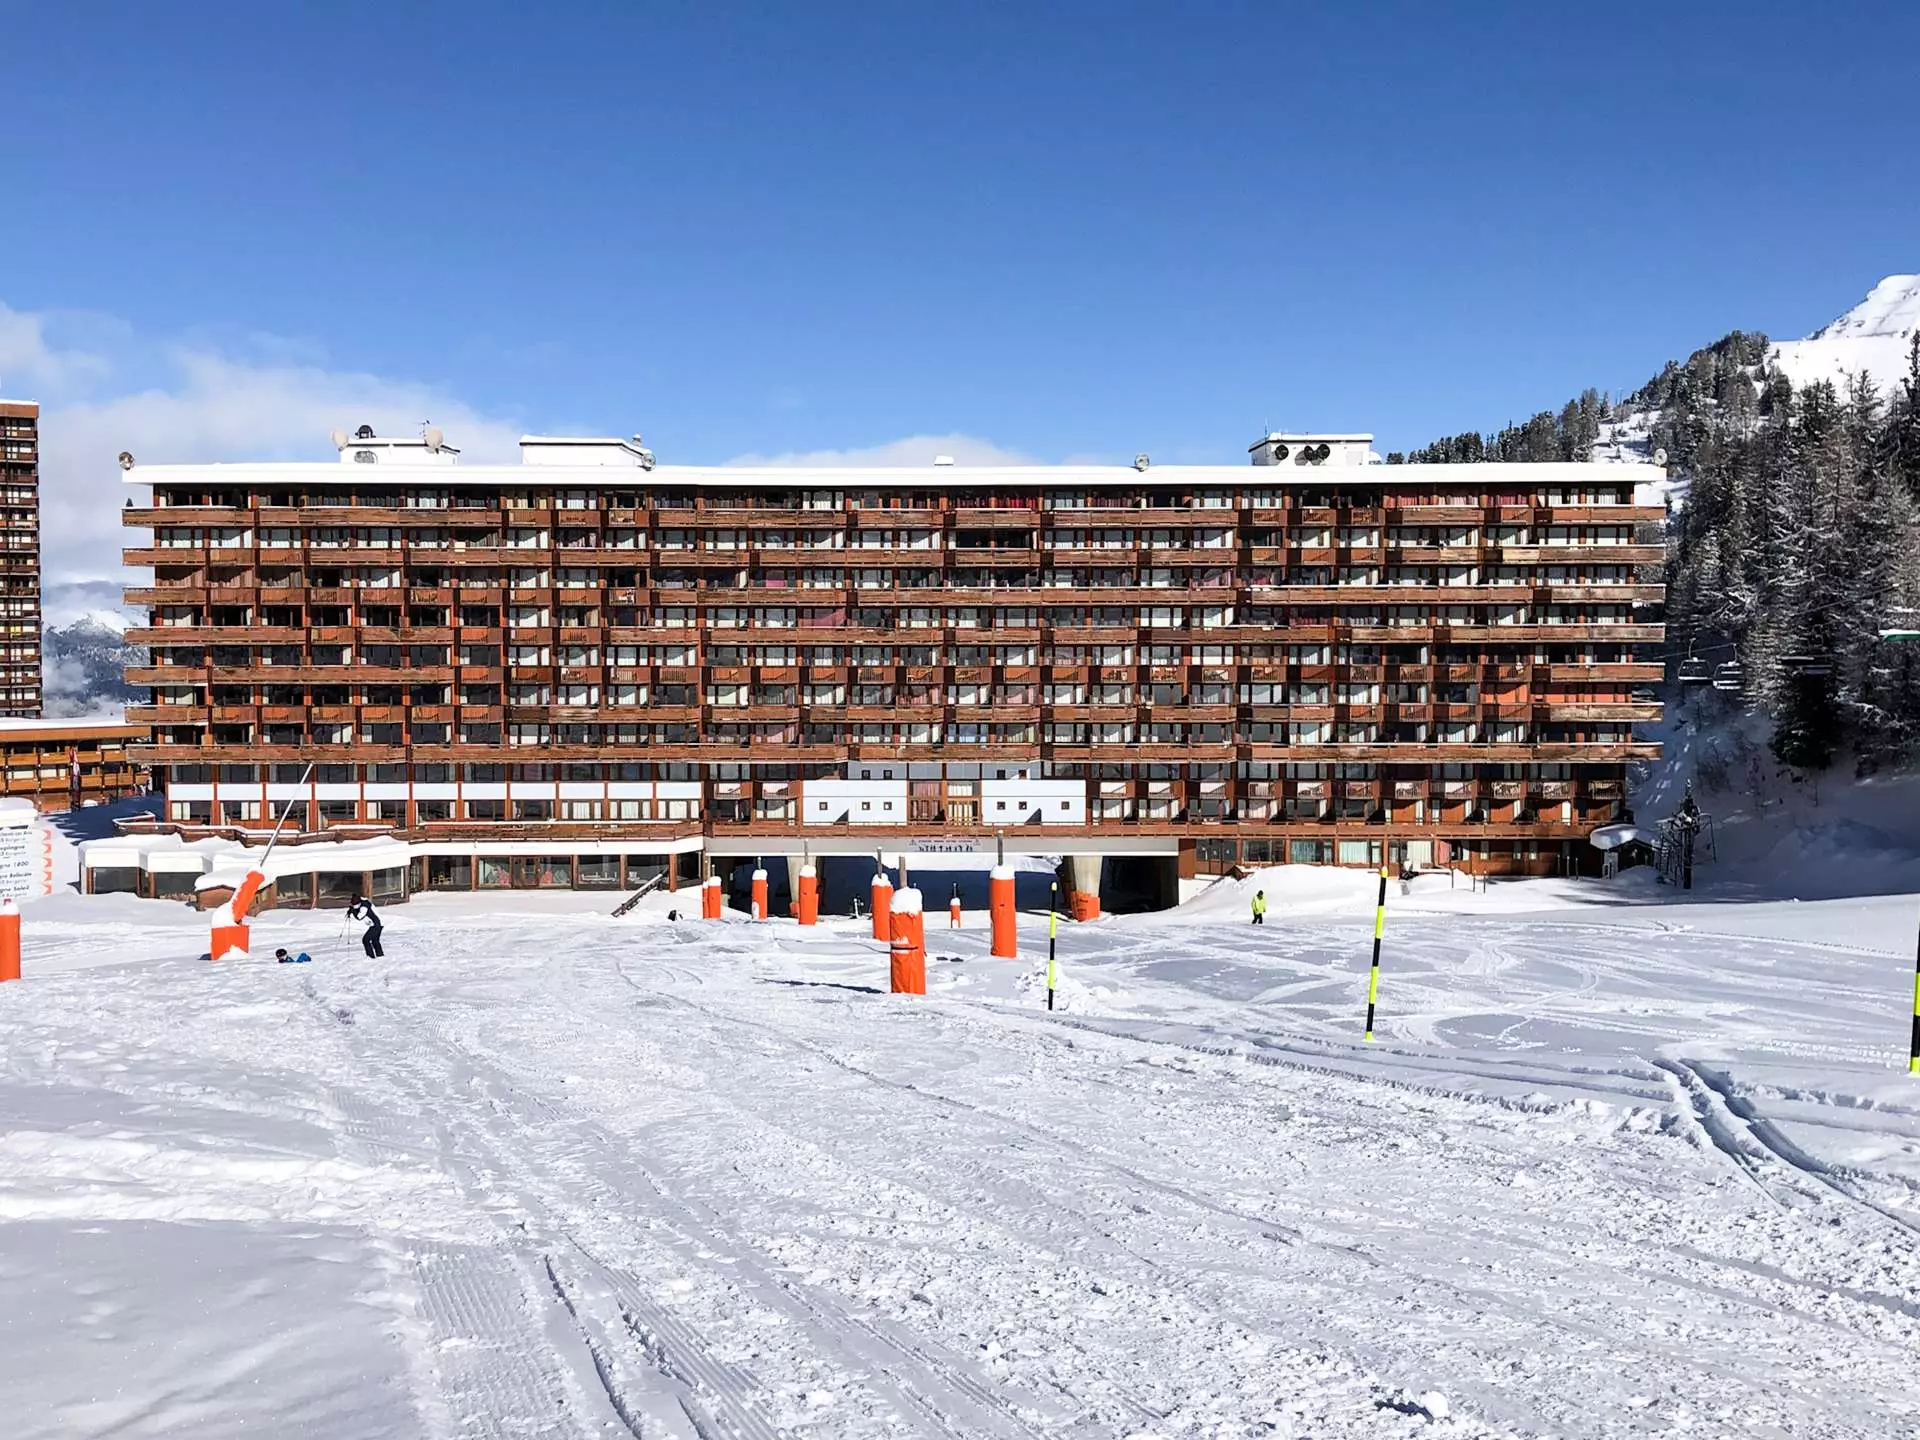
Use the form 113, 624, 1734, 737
1, 890, 1918, 1437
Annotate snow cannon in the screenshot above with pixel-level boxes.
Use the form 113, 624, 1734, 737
989, 865, 1017, 959
750, 867, 769, 921
796, 863, 818, 926
0, 896, 18, 983
889, 887, 926, 995
700, 873, 723, 921
870, 870, 894, 942
210, 869, 266, 961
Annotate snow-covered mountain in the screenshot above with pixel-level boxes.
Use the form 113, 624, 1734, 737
1769, 273, 1920, 396
42, 616, 142, 720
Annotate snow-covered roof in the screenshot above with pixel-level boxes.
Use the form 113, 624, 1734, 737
0, 717, 137, 733
125, 458, 1666, 489
1588, 823, 1659, 851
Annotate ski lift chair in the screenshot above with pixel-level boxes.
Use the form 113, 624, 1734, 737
1712, 661, 1744, 692
1782, 654, 1833, 678
1678, 656, 1710, 685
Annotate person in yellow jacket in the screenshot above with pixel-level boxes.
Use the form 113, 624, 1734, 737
1251, 890, 1267, 926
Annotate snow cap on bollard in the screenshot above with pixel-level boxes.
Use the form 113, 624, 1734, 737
0, 896, 18, 983
796, 862, 819, 926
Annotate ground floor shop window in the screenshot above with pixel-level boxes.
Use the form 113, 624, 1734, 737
512, 856, 571, 888
624, 857, 666, 889
420, 856, 471, 890
88, 866, 139, 894
370, 867, 406, 902
576, 855, 620, 888
315, 872, 360, 906
153, 871, 197, 898
1289, 839, 1330, 865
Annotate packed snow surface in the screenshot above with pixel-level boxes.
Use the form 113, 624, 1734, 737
2, 873, 1918, 1438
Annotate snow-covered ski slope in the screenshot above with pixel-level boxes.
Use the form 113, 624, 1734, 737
2, 876, 1918, 1439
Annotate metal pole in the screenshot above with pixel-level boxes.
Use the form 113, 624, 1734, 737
1363, 865, 1387, 1041
1909, 910, 1919, 1076
259, 761, 315, 869
1047, 880, 1058, 1012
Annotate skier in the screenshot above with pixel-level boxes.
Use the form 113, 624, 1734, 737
274, 948, 311, 964
345, 893, 385, 958
1250, 890, 1267, 926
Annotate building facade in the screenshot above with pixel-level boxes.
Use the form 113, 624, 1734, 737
0, 402, 42, 716
0, 718, 145, 812
118, 428, 1665, 908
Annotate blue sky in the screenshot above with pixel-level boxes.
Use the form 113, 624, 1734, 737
4, 2, 1917, 577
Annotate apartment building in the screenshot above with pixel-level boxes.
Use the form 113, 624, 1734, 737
0, 718, 145, 811
0, 402, 42, 716
113, 427, 1665, 910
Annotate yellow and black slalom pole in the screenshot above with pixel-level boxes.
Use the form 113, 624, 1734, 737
1047, 880, 1058, 1012
1363, 864, 1388, 1042
1909, 913, 1919, 1075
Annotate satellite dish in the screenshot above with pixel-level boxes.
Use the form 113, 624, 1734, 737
1270, 443, 1289, 461
354, 424, 376, 440
1653, 447, 1669, 467
116, 451, 135, 471
423, 425, 445, 452
1133, 453, 1151, 471
330, 429, 350, 451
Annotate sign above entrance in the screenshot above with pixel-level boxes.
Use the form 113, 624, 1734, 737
911, 839, 988, 855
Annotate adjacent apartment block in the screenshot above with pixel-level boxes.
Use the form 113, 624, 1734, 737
0, 402, 42, 716
116, 427, 1665, 909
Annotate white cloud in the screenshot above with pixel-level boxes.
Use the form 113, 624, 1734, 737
0, 302, 525, 586
724, 433, 1034, 468
4, 300, 1048, 594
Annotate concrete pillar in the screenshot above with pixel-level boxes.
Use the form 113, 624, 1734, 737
1066, 853, 1102, 922
782, 853, 806, 918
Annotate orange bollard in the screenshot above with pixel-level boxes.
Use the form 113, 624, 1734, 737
989, 865, 1017, 958
210, 869, 266, 961
751, 867, 769, 921
870, 872, 893, 941
1070, 889, 1101, 922
796, 863, 818, 926
701, 874, 723, 920
949, 893, 962, 930
0, 897, 18, 983
890, 888, 926, 995
908, 898, 926, 967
